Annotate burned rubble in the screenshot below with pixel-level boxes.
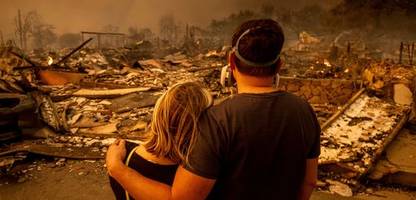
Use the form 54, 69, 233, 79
1, 29, 416, 198
0, 41, 227, 160
0, 0, 415, 198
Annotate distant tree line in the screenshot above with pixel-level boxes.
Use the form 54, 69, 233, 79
10, 1, 416, 50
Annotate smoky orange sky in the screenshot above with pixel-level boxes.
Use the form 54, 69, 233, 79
1, 0, 340, 39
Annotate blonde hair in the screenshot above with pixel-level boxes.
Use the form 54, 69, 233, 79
144, 82, 213, 165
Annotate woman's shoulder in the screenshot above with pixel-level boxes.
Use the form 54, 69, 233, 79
125, 141, 140, 153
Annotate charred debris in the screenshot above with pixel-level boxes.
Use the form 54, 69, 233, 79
1, 1, 416, 197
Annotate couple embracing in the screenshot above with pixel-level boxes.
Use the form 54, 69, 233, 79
106, 19, 320, 200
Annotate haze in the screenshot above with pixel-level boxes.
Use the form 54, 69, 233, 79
0, 0, 340, 39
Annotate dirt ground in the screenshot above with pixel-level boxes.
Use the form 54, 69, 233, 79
0, 159, 113, 200
0, 159, 415, 200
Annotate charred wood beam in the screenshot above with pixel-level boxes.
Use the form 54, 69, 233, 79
9, 51, 38, 67
13, 65, 63, 71
75, 132, 145, 141
71, 87, 153, 99
399, 42, 403, 64
81, 31, 125, 36
54, 38, 94, 66
0, 143, 103, 159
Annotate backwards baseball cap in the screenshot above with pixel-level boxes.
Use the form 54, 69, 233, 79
232, 19, 285, 68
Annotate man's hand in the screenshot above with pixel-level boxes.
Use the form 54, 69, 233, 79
106, 139, 127, 176
104, 139, 215, 200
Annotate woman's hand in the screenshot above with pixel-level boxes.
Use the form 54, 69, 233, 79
106, 139, 127, 176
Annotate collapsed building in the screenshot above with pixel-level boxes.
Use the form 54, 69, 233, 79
0, 32, 415, 197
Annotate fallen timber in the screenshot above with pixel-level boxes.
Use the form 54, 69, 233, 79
0, 137, 144, 163
319, 89, 410, 180
71, 87, 152, 99
9, 51, 38, 67
12, 38, 93, 72
54, 38, 93, 66
0, 142, 103, 160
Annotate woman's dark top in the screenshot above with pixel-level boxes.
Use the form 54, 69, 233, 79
109, 141, 178, 200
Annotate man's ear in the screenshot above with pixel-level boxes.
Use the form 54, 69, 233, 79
228, 51, 236, 70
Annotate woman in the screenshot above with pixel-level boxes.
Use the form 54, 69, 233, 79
108, 82, 212, 200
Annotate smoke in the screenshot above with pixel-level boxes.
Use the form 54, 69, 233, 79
0, 0, 341, 38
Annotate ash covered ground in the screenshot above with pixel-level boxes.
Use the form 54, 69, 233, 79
1, 0, 416, 199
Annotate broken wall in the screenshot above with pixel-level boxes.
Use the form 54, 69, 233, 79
279, 77, 359, 105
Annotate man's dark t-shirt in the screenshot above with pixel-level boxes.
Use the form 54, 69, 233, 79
184, 91, 321, 200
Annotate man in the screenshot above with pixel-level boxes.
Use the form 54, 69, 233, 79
106, 19, 320, 200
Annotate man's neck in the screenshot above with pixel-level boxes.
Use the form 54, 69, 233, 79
235, 74, 278, 94
237, 84, 278, 94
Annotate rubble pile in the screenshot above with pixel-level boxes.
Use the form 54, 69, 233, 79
321, 94, 409, 167
41, 136, 117, 155
55, 96, 154, 136
281, 30, 408, 81
0, 46, 228, 139
1, 44, 409, 140
0, 52, 33, 93
282, 51, 361, 79
362, 61, 416, 91
29, 47, 148, 71
1, 41, 415, 197
38, 52, 226, 137
318, 92, 410, 196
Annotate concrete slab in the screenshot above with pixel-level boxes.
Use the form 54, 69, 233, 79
386, 129, 416, 174
369, 129, 416, 186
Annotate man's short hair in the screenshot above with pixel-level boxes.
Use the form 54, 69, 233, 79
231, 19, 285, 77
